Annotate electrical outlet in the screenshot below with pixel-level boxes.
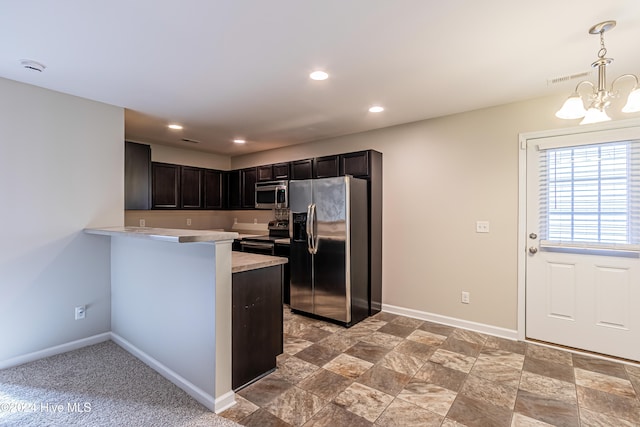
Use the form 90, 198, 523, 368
476, 221, 490, 233
75, 305, 86, 320
186, 218, 192, 226
139, 219, 146, 227
461, 291, 470, 304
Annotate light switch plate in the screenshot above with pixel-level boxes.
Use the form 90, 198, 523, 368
476, 221, 490, 233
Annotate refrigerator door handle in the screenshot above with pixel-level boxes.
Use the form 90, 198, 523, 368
310, 203, 318, 254
306, 203, 314, 254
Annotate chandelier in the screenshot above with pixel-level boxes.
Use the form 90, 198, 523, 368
555, 20, 640, 125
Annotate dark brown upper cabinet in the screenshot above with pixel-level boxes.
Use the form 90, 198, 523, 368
314, 155, 340, 179
180, 166, 204, 209
242, 167, 258, 208
147, 150, 377, 211
290, 159, 313, 180
341, 150, 370, 178
152, 162, 180, 209
125, 141, 151, 210
226, 170, 242, 209
257, 165, 274, 182
204, 169, 223, 209
273, 162, 290, 180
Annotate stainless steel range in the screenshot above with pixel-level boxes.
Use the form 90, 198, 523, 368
239, 219, 289, 256
238, 217, 291, 303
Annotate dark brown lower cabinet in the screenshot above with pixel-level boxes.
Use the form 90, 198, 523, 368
232, 265, 283, 390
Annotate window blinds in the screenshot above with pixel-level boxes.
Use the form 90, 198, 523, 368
538, 139, 640, 252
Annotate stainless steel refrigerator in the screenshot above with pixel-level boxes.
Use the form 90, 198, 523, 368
289, 176, 369, 326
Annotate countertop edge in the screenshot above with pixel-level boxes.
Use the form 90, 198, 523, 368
84, 227, 239, 243
232, 252, 288, 274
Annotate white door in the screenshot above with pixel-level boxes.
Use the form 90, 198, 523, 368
525, 126, 640, 361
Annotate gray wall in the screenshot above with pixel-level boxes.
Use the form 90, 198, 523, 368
110, 237, 217, 398
0, 78, 123, 364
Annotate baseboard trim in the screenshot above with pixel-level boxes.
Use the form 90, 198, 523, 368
0, 332, 111, 370
110, 333, 234, 413
214, 390, 237, 414
382, 304, 519, 341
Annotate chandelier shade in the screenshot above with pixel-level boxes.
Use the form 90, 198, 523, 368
555, 20, 640, 124
555, 93, 587, 119
580, 107, 611, 125
622, 87, 640, 113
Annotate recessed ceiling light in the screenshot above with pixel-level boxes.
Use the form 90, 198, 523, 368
233, 139, 246, 144
369, 106, 384, 113
309, 70, 329, 81
168, 124, 183, 130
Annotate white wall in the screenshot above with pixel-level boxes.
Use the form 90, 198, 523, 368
231, 94, 640, 331
0, 78, 123, 364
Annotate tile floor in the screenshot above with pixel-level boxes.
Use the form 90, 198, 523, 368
220, 307, 640, 427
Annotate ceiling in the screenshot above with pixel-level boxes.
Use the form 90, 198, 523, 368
2, 1, 640, 156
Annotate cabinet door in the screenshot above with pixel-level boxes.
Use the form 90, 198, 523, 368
181, 166, 203, 209
232, 265, 283, 390
204, 169, 223, 209
226, 170, 242, 209
314, 155, 340, 178
273, 162, 290, 180
242, 167, 257, 208
152, 162, 180, 209
257, 165, 274, 182
290, 159, 313, 180
124, 141, 151, 210
340, 150, 370, 178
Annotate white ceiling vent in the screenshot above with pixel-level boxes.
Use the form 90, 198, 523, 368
20, 59, 46, 72
181, 138, 201, 144
547, 70, 592, 86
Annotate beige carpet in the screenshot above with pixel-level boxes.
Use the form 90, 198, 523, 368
0, 341, 241, 427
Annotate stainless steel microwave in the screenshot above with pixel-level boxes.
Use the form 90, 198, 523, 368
255, 180, 288, 209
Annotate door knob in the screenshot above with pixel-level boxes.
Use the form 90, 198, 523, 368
529, 247, 538, 254
529, 233, 537, 239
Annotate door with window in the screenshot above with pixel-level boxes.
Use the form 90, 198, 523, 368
526, 126, 640, 361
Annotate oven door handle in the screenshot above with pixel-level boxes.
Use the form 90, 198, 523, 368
240, 241, 275, 250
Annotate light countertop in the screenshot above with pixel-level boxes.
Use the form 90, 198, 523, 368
232, 251, 288, 274
84, 226, 239, 243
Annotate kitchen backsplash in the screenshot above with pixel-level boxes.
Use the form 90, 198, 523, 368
124, 209, 274, 230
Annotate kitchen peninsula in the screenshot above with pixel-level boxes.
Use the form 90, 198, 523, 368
84, 226, 239, 413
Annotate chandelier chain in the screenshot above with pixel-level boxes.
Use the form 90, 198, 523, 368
598, 30, 607, 59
